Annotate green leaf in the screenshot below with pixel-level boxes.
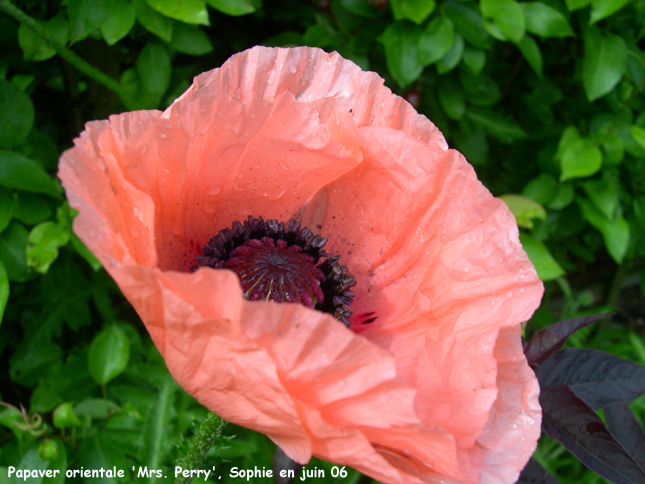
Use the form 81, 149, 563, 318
0, 260, 8, 326
454, 129, 488, 166
88, 325, 131, 385
68, 0, 114, 43
263, 31, 304, 47
30, 356, 92, 413
205, 0, 256, 16
0, 222, 29, 282
11, 448, 50, 484
464, 107, 527, 142
559, 138, 603, 181
522, 2, 574, 38
548, 184, 575, 210
519, 233, 565, 281
341, 0, 384, 18
14, 192, 53, 225
26, 211, 70, 275
134, 0, 173, 41
590, 0, 632, 24
556, 125, 580, 155
75, 399, 120, 419
119, 68, 162, 110
147, 0, 209, 24
418, 16, 454, 66
40, 256, 93, 333
462, 47, 486, 75
169, 23, 214, 55
102, 410, 145, 456
438, 81, 465, 120
10, 335, 64, 386
136, 44, 171, 96
0, 80, 35, 149
378, 22, 423, 87
516, 34, 543, 79
482, 16, 507, 40
629, 125, 645, 150
101, 0, 136, 45
19, 130, 59, 171
38, 440, 60, 462
303, 24, 336, 48
390, 0, 436, 24
444, 0, 490, 49
78, 432, 129, 483
0, 151, 61, 196
565, 0, 591, 10
0, 187, 16, 233
582, 178, 618, 220
0, 407, 25, 442
436, 32, 464, 74
39, 441, 67, 484
500, 194, 547, 229
582, 26, 627, 102
71, 233, 102, 271
625, 41, 645, 86
12, 74, 36, 91
141, 378, 177, 484
613, 120, 645, 158
18, 13, 69, 62
480, 0, 525, 43
599, 131, 624, 165
53, 402, 83, 429
578, 197, 630, 263
522, 174, 559, 205
460, 70, 501, 106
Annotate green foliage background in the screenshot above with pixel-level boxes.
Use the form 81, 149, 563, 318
0, 0, 644, 483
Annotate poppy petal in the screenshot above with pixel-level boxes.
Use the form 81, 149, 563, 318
59, 46, 543, 484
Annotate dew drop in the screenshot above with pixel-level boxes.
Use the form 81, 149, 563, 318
268, 188, 287, 200
266, 70, 276, 85
208, 185, 222, 196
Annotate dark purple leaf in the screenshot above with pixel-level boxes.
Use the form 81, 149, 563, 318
523, 313, 611, 368
535, 348, 645, 409
605, 402, 645, 473
273, 446, 302, 484
540, 385, 645, 484
515, 458, 559, 484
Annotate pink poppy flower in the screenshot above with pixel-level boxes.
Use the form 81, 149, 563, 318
58, 46, 543, 484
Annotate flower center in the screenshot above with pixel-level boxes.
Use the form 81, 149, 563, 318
225, 237, 325, 307
194, 217, 356, 326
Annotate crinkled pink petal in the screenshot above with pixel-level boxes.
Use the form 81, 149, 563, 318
59, 45, 543, 484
